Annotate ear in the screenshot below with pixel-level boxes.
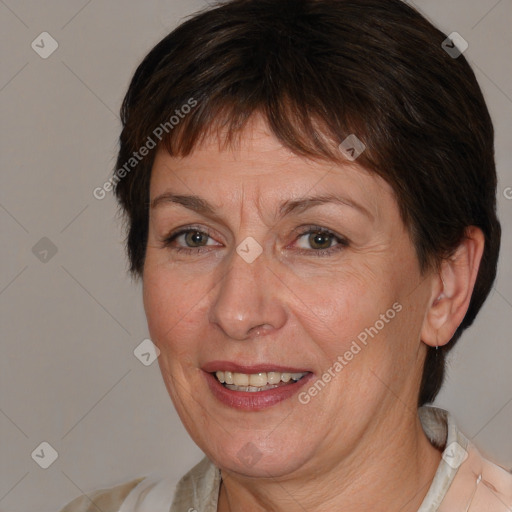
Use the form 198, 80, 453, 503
421, 226, 485, 348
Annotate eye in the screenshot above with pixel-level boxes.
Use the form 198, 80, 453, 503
292, 226, 348, 257
161, 226, 220, 254
161, 225, 348, 257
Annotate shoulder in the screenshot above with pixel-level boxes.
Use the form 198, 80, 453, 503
469, 449, 512, 510
58, 458, 220, 512
426, 407, 512, 510
440, 445, 512, 511
58, 477, 145, 512
418, 406, 512, 511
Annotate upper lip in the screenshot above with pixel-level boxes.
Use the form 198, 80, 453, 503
202, 361, 311, 374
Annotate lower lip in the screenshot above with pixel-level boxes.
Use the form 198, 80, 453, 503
204, 371, 314, 411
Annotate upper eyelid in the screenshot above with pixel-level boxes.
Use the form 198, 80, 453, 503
163, 227, 216, 246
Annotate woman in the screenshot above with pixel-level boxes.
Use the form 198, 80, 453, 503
60, 0, 511, 510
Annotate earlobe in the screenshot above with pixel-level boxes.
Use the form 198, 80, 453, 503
421, 226, 485, 348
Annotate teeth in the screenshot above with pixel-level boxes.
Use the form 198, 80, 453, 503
225, 384, 280, 392
249, 373, 267, 387
215, 370, 307, 389
233, 373, 249, 386
267, 372, 281, 384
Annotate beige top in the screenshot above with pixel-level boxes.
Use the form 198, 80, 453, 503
59, 406, 512, 511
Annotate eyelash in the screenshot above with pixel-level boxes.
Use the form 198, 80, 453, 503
161, 225, 348, 257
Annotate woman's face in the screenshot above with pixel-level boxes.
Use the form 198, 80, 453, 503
143, 116, 435, 478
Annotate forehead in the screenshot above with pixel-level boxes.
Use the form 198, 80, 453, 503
150, 116, 396, 222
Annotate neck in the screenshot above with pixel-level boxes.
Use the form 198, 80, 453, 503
217, 410, 442, 512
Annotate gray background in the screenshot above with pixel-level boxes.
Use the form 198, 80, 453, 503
0, 1, 510, 511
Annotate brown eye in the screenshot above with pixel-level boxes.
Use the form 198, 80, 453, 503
307, 231, 334, 250
293, 226, 349, 257
184, 230, 209, 247
162, 226, 220, 255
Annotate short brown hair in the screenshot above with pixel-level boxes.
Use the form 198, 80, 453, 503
113, 0, 501, 406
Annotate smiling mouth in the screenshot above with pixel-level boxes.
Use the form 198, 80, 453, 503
213, 370, 309, 392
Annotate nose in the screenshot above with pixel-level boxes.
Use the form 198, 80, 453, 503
208, 246, 287, 341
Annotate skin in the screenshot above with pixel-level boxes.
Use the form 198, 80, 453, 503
143, 115, 485, 511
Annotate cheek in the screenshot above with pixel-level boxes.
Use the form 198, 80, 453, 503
297, 272, 417, 403
143, 271, 171, 339
289, 266, 395, 352
142, 263, 210, 359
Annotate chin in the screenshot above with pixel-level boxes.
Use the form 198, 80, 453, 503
199, 430, 314, 479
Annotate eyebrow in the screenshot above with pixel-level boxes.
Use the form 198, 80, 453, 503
150, 192, 373, 220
